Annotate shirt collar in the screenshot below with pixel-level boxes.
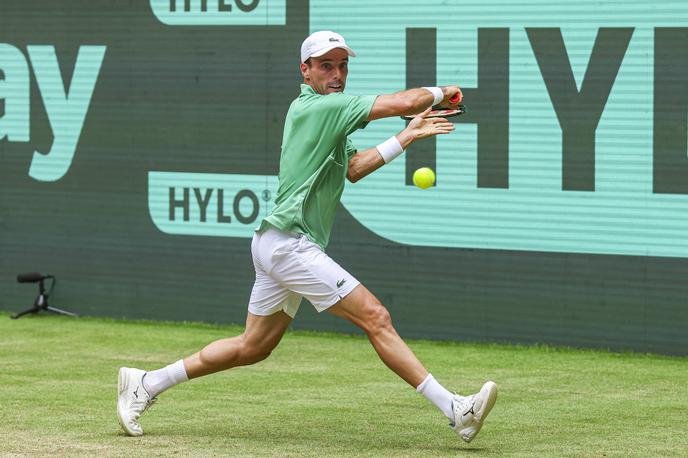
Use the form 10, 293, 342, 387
301, 84, 317, 95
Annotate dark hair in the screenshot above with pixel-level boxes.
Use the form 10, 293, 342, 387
304, 57, 312, 67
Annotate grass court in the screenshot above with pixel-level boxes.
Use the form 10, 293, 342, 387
1, 313, 686, 457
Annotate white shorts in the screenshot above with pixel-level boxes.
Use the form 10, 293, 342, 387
248, 227, 360, 318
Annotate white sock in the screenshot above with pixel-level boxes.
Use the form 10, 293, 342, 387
416, 373, 455, 420
142, 359, 189, 398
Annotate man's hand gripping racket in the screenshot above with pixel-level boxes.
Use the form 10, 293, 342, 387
401, 91, 465, 120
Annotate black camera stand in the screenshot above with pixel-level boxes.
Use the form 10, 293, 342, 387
12, 276, 78, 319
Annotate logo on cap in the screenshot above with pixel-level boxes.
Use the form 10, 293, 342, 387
329, 37, 340, 42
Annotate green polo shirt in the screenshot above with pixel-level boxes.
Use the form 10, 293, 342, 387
258, 84, 377, 249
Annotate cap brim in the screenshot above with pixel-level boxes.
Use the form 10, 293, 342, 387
309, 45, 357, 59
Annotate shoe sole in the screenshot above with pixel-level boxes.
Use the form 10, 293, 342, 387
117, 367, 143, 437
461, 381, 498, 443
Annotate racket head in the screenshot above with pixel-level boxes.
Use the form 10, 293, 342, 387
401, 103, 466, 120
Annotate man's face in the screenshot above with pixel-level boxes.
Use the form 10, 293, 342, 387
301, 48, 349, 95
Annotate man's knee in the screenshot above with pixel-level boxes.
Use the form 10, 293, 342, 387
197, 334, 274, 368
361, 302, 393, 336
242, 348, 272, 365
240, 334, 276, 364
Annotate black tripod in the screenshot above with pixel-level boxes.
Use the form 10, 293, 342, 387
12, 274, 78, 319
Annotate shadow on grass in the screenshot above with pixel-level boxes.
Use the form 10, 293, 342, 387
111, 421, 496, 457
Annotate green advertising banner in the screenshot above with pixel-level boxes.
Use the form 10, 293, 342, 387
149, 172, 278, 237
310, 0, 688, 258
1, 0, 686, 354
150, 0, 286, 25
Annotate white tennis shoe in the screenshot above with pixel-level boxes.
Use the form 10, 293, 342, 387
117, 367, 156, 436
450, 381, 498, 443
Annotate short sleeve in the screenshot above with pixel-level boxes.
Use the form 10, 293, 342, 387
317, 93, 378, 137
340, 94, 377, 135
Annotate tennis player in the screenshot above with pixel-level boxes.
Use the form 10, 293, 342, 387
118, 30, 497, 443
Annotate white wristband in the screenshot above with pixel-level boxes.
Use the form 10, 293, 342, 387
422, 86, 444, 106
376, 136, 404, 164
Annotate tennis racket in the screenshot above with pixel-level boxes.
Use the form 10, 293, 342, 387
401, 93, 465, 120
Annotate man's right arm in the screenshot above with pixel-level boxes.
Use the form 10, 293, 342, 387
367, 86, 462, 121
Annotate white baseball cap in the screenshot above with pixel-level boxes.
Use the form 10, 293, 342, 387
300, 30, 356, 63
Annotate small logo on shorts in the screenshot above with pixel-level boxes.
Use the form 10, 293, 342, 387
336, 279, 346, 288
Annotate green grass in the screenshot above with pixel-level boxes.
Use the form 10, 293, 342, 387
1, 313, 686, 457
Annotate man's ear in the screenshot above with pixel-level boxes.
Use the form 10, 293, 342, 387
300, 63, 310, 81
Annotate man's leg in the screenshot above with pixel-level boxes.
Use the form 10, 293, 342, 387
328, 284, 427, 387
327, 284, 497, 443
183, 310, 293, 378
117, 311, 292, 436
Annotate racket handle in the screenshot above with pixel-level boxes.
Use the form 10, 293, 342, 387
449, 93, 461, 104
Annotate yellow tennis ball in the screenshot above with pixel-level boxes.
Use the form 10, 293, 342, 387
413, 167, 435, 189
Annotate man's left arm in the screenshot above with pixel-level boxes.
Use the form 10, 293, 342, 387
347, 108, 454, 183
347, 146, 385, 183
